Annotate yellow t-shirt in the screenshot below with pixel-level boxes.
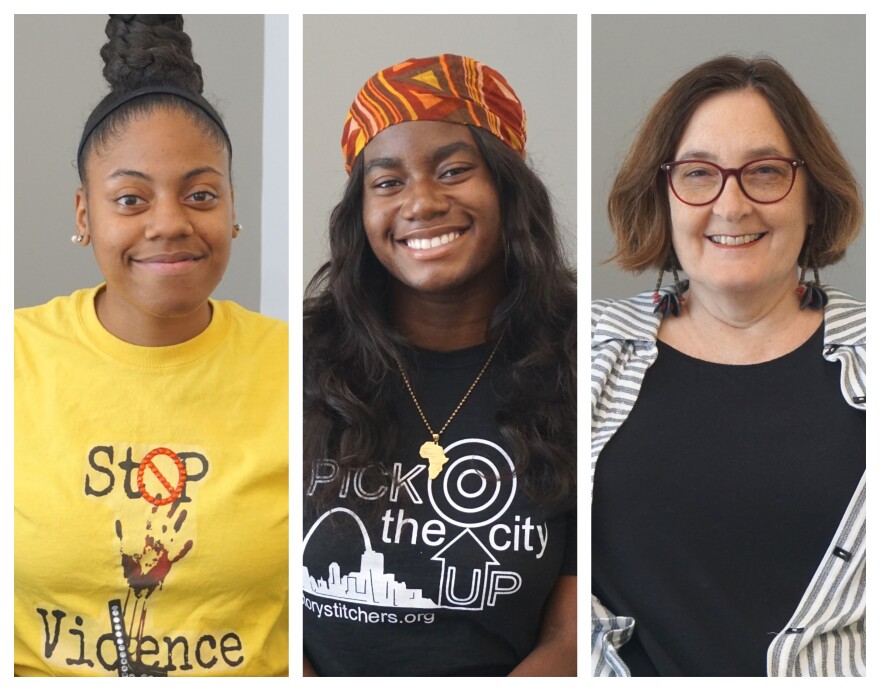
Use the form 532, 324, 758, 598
14, 286, 288, 677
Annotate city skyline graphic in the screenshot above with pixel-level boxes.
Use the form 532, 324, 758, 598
303, 508, 436, 608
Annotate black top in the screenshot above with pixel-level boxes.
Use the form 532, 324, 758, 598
304, 344, 576, 676
592, 324, 865, 676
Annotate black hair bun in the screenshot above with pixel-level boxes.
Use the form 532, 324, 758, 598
100, 14, 204, 96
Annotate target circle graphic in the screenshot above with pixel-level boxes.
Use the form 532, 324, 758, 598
427, 438, 516, 527
457, 469, 488, 498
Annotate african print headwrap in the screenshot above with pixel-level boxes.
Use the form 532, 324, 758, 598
341, 54, 527, 174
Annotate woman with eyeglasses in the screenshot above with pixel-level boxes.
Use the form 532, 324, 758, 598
591, 56, 864, 677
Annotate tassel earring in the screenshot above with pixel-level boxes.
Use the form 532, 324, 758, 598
796, 228, 828, 310
796, 264, 828, 310
652, 264, 689, 317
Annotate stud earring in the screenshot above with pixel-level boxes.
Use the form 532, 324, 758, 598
232, 223, 243, 238
71, 234, 85, 245
652, 262, 689, 317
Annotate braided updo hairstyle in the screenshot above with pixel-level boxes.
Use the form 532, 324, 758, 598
77, 14, 230, 182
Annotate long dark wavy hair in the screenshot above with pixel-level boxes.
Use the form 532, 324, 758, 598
304, 126, 576, 509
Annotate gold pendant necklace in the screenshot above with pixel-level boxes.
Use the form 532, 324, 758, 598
397, 338, 502, 480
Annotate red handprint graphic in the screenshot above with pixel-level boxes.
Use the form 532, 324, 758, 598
114, 501, 193, 667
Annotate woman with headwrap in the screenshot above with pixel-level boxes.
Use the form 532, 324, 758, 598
303, 54, 577, 676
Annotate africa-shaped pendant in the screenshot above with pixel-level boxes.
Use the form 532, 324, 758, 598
419, 435, 450, 480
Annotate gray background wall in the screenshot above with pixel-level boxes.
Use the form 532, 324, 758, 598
592, 14, 866, 301
14, 14, 289, 319
302, 14, 577, 291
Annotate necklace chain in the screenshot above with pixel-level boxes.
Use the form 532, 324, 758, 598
397, 337, 502, 445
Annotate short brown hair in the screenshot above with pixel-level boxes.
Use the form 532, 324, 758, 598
608, 55, 862, 272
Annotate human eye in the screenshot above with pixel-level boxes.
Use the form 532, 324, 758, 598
187, 189, 218, 204
680, 163, 715, 179
746, 160, 788, 178
673, 162, 719, 190
368, 177, 403, 192
115, 194, 146, 208
440, 164, 473, 179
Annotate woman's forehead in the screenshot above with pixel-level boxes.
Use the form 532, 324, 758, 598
365, 121, 477, 155
675, 89, 794, 160
87, 108, 230, 175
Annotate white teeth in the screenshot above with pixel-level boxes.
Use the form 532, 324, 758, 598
709, 233, 764, 246
406, 231, 462, 250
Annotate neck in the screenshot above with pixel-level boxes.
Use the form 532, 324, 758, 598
688, 275, 800, 326
659, 273, 823, 364
95, 287, 212, 347
391, 278, 504, 351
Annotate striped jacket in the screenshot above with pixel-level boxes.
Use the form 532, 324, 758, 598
591, 286, 866, 677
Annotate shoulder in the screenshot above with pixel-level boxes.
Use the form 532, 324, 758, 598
221, 300, 287, 329
591, 290, 662, 344
824, 285, 865, 312
216, 300, 288, 348
15, 287, 95, 340
823, 286, 865, 347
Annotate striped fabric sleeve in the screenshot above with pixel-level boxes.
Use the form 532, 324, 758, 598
590, 296, 658, 676
767, 474, 866, 676
591, 594, 634, 677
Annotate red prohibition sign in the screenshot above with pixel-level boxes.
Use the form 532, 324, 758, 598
137, 447, 187, 506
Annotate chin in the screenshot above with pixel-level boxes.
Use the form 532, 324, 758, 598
403, 275, 475, 296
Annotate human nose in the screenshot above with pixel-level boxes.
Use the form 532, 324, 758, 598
400, 178, 450, 220
711, 172, 752, 221
145, 196, 193, 239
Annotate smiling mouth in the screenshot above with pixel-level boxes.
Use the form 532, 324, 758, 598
132, 253, 204, 273
708, 232, 767, 246
134, 251, 203, 263
400, 230, 464, 250
401, 230, 464, 251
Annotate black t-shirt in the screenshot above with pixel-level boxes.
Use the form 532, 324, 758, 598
304, 344, 576, 676
592, 324, 865, 676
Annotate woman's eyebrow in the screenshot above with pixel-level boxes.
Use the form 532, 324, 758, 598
675, 150, 712, 161
364, 141, 479, 175
182, 165, 225, 180
428, 141, 478, 165
364, 156, 400, 175
109, 168, 151, 181
744, 145, 787, 158
106, 166, 224, 182
675, 145, 788, 161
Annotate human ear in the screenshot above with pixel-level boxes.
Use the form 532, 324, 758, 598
74, 188, 92, 247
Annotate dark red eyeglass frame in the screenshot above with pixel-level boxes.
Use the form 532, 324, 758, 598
660, 157, 806, 206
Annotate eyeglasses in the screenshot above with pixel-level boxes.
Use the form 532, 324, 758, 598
660, 157, 806, 206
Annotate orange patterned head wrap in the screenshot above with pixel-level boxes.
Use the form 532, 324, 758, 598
341, 54, 527, 174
